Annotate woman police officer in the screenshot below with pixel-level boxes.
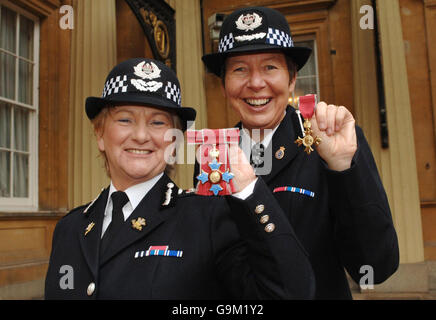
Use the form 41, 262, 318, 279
44, 58, 315, 299
199, 6, 399, 299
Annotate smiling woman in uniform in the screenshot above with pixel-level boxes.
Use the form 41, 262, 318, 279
44, 58, 315, 299
199, 6, 399, 299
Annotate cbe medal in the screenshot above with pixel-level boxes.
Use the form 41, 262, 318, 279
295, 94, 321, 155
187, 129, 239, 196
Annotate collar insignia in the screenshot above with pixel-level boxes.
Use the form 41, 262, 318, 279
84, 222, 95, 236
131, 217, 146, 231
162, 182, 174, 206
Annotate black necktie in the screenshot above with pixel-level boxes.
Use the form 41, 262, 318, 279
250, 143, 265, 168
100, 191, 129, 257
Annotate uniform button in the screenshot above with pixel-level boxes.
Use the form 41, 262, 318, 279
259, 215, 269, 224
255, 204, 264, 214
87, 282, 96, 296
264, 223, 275, 233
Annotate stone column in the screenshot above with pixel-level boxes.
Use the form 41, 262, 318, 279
351, 0, 427, 292
376, 0, 424, 264
350, 0, 382, 166
68, 0, 116, 207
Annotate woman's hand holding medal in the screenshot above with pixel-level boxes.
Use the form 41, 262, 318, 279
311, 102, 357, 171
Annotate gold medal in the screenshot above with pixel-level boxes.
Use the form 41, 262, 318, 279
295, 119, 321, 155
295, 94, 321, 155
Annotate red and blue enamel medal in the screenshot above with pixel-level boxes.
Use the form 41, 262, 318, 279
187, 128, 239, 196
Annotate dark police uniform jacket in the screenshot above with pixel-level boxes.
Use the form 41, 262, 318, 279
194, 106, 400, 299
45, 173, 315, 299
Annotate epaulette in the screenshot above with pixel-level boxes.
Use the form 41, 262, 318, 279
83, 187, 107, 216
61, 203, 90, 219
160, 183, 199, 208
176, 188, 197, 198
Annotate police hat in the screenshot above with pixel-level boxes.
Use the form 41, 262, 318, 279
202, 7, 312, 77
85, 58, 196, 130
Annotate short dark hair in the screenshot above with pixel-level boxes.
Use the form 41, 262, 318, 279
220, 53, 298, 87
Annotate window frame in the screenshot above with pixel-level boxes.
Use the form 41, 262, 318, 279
289, 37, 320, 107
0, 0, 39, 211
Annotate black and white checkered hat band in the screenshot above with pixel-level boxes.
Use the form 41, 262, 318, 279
102, 75, 128, 98
164, 81, 181, 106
218, 33, 234, 53
266, 28, 293, 47
218, 28, 293, 53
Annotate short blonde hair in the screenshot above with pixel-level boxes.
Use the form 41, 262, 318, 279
91, 106, 183, 179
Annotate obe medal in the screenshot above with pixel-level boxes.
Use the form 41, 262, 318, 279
294, 94, 321, 155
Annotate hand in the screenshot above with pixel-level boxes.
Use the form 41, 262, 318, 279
310, 102, 357, 171
228, 144, 257, 192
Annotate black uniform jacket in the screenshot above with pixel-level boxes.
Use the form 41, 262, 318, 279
45, 173, 315, 299
194, 106, 400, 299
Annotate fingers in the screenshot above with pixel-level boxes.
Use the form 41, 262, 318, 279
314, 102, 349, 136
335, 106, 349, 132
228, 144, 250, 166
228, 144, 256, 192
326, 104, 336, 136
315, 102, 327, 131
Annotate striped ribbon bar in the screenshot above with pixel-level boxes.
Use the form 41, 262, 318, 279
273, 186, 315, 198
134, 247, 183, 258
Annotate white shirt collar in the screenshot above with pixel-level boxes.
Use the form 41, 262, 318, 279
239, 110, 285, 151
240, 119, 281, 162
240, 125, 279, 149
105, 172, 164, 217
101, 173, 164, 238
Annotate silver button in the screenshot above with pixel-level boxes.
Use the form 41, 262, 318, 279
264, 223, 275, 233
255, 204, 264, 214
87, 282, 96, 296
260, 215, 269, 224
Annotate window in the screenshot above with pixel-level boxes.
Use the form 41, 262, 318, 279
0, 2, 39, 211
289, 39, 320, 107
